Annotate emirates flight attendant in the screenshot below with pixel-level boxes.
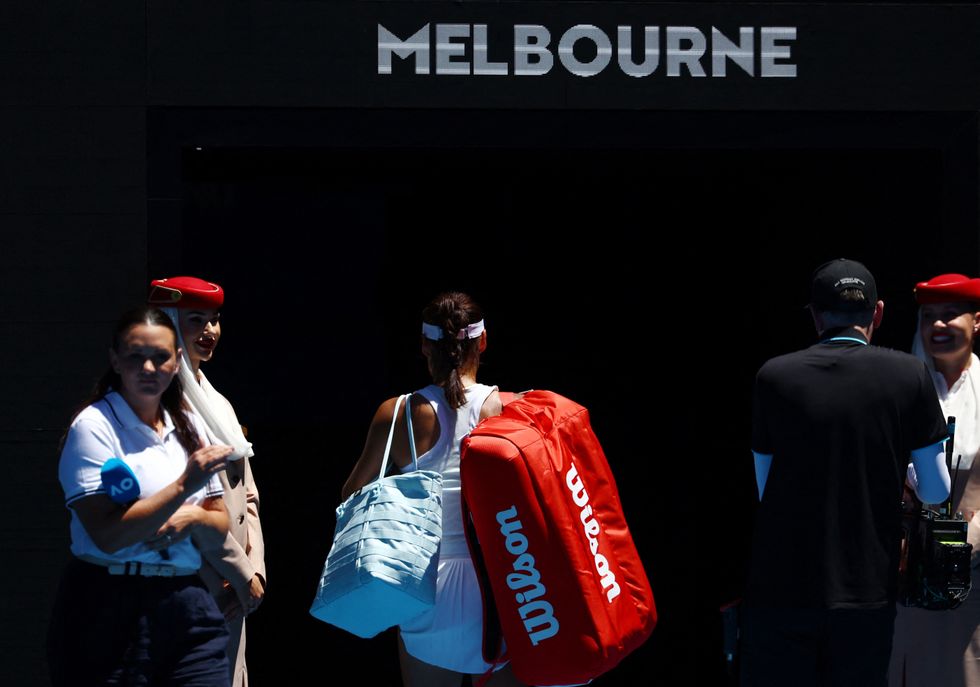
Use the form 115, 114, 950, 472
148, 276, 266, 687
890, 274, 980, 687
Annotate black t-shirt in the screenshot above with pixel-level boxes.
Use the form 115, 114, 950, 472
747, 334, 947, 609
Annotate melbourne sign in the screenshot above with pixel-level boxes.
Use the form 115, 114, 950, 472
378, 23, 797, 78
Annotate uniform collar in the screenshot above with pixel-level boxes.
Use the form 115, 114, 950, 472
930, 353, 979, 399
819, 328, 869, 346
105, 390, 175, 435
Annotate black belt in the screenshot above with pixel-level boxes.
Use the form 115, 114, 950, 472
78, 555, 197, 577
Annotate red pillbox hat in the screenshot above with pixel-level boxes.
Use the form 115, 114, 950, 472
914, 274, 980, 304
147, 276, 224, 310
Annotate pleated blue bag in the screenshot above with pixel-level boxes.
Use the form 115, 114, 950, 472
310, 394, 443, 638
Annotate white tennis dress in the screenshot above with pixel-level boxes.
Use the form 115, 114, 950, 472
399, 383, 497, 673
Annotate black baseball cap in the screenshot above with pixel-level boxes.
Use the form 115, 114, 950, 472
810, 258, 877, 312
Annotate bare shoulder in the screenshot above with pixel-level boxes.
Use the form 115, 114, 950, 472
371, 394, 438, 448
480, 388, 504, 421
374, 394, 434, 421
343, 396, 408, 499
370, 395, 406, 425
359, 397, 403, 449
495, 389, 532, 407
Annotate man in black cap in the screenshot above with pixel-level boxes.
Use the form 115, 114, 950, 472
740, 258, 952, 686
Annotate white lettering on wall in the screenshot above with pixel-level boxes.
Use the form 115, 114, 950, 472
378, 23, 798, 79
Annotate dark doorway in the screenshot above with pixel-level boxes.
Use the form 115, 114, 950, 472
149, 108, 977, 685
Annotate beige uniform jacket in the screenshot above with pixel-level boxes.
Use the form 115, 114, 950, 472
197, 393, 265, 687
200, 457, 265, 592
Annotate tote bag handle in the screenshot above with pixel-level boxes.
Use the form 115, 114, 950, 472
376, 394, 420, 479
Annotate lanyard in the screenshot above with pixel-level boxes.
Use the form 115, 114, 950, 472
822, 336, 868, 346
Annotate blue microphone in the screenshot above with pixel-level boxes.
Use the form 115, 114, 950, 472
101, 458, 140, 504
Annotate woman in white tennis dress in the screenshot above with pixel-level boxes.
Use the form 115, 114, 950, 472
342, 291, 525, 687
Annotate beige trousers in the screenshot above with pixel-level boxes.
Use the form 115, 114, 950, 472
227, 617, 247, 687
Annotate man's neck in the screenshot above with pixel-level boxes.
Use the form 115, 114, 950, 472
820, 325, 871, 342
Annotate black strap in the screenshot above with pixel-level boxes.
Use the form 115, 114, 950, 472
460, 490, 504, 664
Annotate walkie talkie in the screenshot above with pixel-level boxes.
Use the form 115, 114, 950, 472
900, 415, 973, 609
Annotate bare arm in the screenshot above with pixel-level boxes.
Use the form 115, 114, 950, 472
341, 397, 402, 501
341, 395, 439, 501
72, 444, 232, 554
147, 496, 230, 552
341, 387, 505, 502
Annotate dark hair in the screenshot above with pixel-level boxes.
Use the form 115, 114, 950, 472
422, 292, 484, 409
837, 287, 870, 309
70, 306, 200, 456
813, 287, 875, 328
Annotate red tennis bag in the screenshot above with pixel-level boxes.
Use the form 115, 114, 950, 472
460, 390, 656, 686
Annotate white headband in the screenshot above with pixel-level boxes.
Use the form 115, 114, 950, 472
422, 319, 485, 341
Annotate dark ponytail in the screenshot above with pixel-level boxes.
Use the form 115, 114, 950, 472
422, 292, 484, 409
68, 306, 201, 456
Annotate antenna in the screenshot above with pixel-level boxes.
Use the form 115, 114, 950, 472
944, 416, 956, 517
950, 454, 964, 516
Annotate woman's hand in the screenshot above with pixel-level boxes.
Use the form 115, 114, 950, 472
181, 444, 233, 493
145, 504, 205, 550
188, 496, 231, 551
240, 573, 266, 616
220, 574, 266, 621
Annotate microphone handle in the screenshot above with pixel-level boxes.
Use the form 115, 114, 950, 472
947, 416, 956, 470
945, 416, 956, 515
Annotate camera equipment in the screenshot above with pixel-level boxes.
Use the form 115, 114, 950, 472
898, 416, 973, 610
900, 510, 971, 609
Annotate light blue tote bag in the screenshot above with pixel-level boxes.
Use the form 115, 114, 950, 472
310, 394, 443, 638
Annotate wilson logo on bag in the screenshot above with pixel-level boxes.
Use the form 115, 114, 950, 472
566, 462, 620, 603
461, 390, 656, 687
496, 505, 560, 646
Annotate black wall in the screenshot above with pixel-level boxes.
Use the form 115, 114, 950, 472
1, 2, 148, 684
4, 2, 980, 685
153, 108, 978, 686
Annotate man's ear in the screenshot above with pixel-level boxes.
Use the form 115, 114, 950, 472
872, 300, 884, 330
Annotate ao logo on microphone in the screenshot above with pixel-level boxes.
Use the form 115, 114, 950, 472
101, 458, 141, 504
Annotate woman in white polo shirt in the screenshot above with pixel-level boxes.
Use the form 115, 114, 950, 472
47, 306, 234, 686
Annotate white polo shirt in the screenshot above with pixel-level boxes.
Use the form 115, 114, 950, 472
59, 391, 223, 569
